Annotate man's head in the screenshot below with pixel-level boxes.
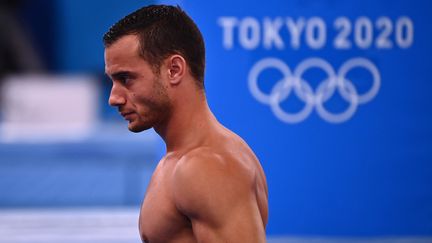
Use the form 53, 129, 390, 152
103, 4, 205, 88
104, 5, 206, 133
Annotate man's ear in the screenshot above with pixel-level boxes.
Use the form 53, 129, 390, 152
165, 55, 186, 85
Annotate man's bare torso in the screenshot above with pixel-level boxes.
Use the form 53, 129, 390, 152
139, 127, 268, 243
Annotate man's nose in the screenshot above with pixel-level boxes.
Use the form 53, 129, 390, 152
108, 83, 126, 106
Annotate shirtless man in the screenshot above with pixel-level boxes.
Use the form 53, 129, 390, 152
103, 5, 268, 243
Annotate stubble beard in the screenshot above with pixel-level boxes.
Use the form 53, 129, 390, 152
128, 76, 172, 133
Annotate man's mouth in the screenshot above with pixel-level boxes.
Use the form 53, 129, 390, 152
120, 111, 135, 120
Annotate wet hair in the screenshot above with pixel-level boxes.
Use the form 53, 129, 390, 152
103, 5, 205, 89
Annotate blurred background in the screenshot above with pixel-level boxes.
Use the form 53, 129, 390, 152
0, 0, 431, 242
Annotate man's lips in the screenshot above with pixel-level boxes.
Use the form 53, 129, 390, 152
120, 111, 135, 120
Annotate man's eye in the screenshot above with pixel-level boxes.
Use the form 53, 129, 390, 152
119, 76, 132, 84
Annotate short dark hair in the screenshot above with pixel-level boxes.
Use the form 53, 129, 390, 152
103, 5, 205, 89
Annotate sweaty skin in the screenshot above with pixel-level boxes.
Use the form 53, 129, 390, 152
105, 35, 268, 243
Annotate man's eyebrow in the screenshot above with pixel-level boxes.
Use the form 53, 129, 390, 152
108, 71, 134, 80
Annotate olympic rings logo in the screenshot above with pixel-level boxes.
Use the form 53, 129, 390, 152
248, 57, 380, 123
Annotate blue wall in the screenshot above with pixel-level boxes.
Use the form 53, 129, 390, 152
53, 0, 155, 72
2, 0, 431, 239
161, 0, 432, 237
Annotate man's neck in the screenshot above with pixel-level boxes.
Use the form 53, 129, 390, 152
154, 95, 219, 153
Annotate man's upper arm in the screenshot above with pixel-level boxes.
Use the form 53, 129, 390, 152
172, 150, 266, 242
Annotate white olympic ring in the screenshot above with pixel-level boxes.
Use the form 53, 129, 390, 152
248, 57, 380, 123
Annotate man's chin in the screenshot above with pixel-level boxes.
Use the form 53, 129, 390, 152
128, 122, 152, 133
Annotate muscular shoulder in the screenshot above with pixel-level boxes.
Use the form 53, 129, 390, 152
172, 146, 255, 220
174, 146, 255, 183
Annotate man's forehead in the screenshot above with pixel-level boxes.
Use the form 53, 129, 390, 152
105, 35, 140, 60
104, 35, 141, 75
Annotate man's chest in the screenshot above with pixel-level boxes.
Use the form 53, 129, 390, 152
139, 169, 192, 242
